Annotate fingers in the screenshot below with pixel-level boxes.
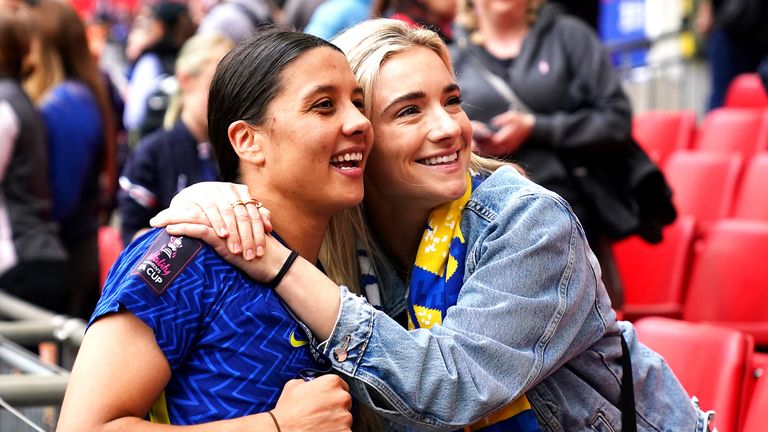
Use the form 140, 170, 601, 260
234, 186, 264, 260
150, 202, 210, 228
259, 207, 273, 234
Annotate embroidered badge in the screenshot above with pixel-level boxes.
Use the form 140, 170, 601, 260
132, 231, 203, 294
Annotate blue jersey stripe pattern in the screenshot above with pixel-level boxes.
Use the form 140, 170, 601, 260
92, 229, 321, 424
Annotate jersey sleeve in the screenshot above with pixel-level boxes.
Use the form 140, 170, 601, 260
91, 229, 211, 369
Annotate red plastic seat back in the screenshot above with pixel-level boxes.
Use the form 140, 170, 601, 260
732, 153, 768, 221
694, 108, 768, 160
742, 367, 768, 432
632, 110, 696, 164
664, 151, 743, 224
635, 317, 754, 432
724, 73, 768, 109
683, 220, 768, 345
613, 216, 696, 320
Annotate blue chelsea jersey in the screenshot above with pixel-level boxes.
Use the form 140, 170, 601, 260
92, 229, 325, 424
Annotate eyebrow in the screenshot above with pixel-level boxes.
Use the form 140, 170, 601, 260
302, 84, 364, 101
382, 83, 461, 115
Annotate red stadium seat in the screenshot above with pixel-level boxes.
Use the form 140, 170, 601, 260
740, 352, 768, 431
632, 110, 696, 164
693, 108, 768, 160
731, 153, 768, 221
664, 151, 743, 224
683, 220, 768, 346
742, 363, 768, 432
98, 226, 124, 291
634, 317, 754, 432
613, 216, 696, 321
724, 73, 768, 109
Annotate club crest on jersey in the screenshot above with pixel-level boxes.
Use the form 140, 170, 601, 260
133, 231, 203, 294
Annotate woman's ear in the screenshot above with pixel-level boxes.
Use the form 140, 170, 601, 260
228, 120, 266, 166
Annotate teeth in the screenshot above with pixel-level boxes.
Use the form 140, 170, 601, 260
331, 152, 363, 163
422, 152, 458, 166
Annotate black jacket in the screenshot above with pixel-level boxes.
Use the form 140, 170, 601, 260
450, 3, 634, 236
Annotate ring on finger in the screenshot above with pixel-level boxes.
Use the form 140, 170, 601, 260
244, 199, 263, 209
230, 200, 245, 208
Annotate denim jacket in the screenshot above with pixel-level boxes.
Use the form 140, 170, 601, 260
318, 166, 706, 431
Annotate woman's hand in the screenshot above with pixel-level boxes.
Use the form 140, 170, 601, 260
474, 111, 535, 157
271, 375, 353, 432
150, 182, 271, 260
154, 213, 291, 283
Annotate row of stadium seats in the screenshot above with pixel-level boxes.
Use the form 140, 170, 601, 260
619, 77, 768, 432
636, 317, 767, 432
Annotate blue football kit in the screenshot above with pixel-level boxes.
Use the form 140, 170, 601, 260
91, 229, 325, 424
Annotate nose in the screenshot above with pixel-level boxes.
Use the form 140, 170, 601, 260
342, 103, 372, 138
428, 105, 462, 145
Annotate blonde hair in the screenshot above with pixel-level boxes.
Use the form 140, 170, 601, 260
163, 32, 234, 129
320, 19, 510, 293
319, 21, 517, 430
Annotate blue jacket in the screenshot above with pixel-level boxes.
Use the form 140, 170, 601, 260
118, 120, 218, 245
315, 167, 706, 431
40, 80, 103, 245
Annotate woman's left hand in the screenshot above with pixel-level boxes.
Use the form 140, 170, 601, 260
150, 182, 272, 260
488, 111, 535, 155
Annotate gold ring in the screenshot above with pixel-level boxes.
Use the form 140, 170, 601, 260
230, 200, 245, 208
244, 199, 263, 208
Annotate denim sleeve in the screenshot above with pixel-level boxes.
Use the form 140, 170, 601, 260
318, 191, 609, 430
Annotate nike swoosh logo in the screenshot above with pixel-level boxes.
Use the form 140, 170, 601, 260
290, 330, 308, 348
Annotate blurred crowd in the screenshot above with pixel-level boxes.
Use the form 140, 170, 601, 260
1, 0, 767, 319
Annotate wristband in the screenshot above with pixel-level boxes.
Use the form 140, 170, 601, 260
266, 250, 299, 288
267, 410, 281, 432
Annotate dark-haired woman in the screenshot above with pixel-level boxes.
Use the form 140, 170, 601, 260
56, 29, 371, 431
24, 0, 118, 317
0, 8, 69, 314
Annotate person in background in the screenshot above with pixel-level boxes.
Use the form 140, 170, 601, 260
282, 0, 325, 31
197, 0, 275, 43
57, 28, 370, 431
24, 0, 117, 317
372, 0, 456, 42
696, 0, 768, 110
304, 0, 371, 41
153, 18, 710, 432
123, 1, 195, 142
118, 32, 233, 246
449, 0, 631, 306
0, 7, 69, 313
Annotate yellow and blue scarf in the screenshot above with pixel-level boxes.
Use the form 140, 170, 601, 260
362, 174, 540, 432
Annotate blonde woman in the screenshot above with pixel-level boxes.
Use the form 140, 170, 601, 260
155, 19, 711, 432
118, 32, 234, 246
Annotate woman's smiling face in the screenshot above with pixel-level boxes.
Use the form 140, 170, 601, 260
260, 46, 373, 216
364, 46, 473, 210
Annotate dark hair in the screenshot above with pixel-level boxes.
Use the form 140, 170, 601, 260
208, 28, 341, 182
0, 10, 31, 80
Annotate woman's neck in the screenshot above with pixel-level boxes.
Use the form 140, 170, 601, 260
180, 109, 206, 144
478, 17, 529, 59
364, 195, 432, 278
243, 176, 330, 264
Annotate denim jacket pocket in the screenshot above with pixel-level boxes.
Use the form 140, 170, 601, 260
590, 411, 617, 432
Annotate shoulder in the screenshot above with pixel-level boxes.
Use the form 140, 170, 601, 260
466, 166, 577, 226
132, 127, 173, 157
107, 229, 238, 296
